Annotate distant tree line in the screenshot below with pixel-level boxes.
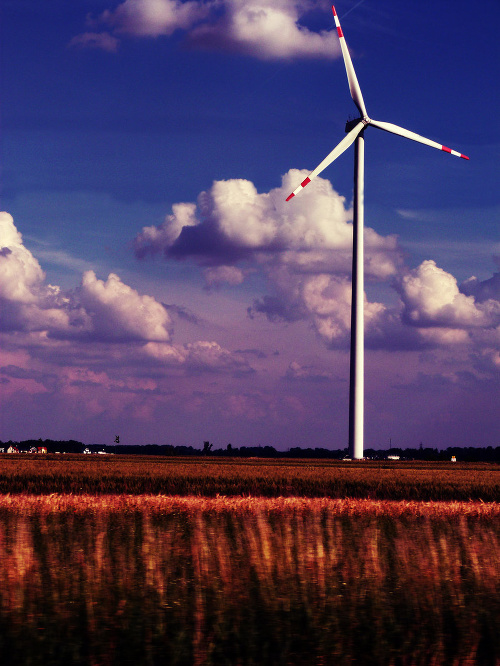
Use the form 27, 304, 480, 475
1, 439, 500, 461
0, 439, 85, 453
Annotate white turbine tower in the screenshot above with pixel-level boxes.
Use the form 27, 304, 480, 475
286, 5, 468, 460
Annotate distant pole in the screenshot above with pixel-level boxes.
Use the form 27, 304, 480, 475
348, 133, 364, 460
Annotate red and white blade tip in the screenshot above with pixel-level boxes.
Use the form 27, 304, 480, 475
331, 5, 367, 118
370, 118, 469, 160
286, 177, 311, 201
332, 6, 343, 37
442, 146, 469, 159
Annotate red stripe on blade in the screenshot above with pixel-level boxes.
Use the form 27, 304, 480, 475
337, 26, 343, 38
301, 177, 311, 188
332, 6, 337, 16
461, 154, 469, 160
286, 193, 295, 202
442, 146, 451, 153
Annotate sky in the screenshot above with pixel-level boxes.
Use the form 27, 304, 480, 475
1, 0, 499, 451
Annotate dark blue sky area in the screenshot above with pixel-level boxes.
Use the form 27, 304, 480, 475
1, 1, 498, 449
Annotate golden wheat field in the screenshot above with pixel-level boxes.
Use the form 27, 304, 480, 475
0, 457, 498, 665
0, 454, 498, 500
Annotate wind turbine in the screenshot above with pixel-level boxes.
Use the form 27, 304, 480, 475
286, 5, 468, 460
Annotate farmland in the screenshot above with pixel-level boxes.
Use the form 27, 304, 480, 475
0, 455, 498, 500
0, 457, 498, 665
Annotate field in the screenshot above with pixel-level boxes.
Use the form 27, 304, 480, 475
0, 456, 498, 665
0, 455, 498, 500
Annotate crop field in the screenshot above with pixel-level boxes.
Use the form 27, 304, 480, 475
0, 455, 498, 500
0, 457, 498, 665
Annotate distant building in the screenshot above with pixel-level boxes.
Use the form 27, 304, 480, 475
451, 455, 457, 462
7, 446, 19, 454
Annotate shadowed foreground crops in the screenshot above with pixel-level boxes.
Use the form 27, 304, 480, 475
0, 496, 498, 666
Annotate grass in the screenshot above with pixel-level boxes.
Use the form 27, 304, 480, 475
0, 455, 498, 500
0, 495, 499, 665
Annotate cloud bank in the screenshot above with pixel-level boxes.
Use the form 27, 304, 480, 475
1, 206, 498, 447
133, 173, 500, 354
0, 212, 250, 374
72, 0, 340, 60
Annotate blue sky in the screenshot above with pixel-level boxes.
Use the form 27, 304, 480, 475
1, 0, 499, 450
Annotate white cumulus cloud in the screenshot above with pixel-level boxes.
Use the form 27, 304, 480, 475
0, 213, 77, 333
79, 271, 173, 342
133, 172, 406, 349
398, 260, 498, 329
301, 274, 388, 347
132, 178, 500, 355
134, 170, 400, 280
135, 203, 199, 259
142, 340, 253, 374
74, 0, 340, 60
0, 212, 45, 304
0, 213, 253, 383
0, 214, 171, 342
188, 0, 340, 60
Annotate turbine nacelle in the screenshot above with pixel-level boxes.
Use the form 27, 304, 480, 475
345, 117, 370, 133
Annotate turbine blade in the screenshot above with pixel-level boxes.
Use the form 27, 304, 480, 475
286, 121, 365, 201
332, 5, 367, 117
370, 119, 469, 159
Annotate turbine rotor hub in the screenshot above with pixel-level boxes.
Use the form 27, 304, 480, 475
345, 116, 371, 133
